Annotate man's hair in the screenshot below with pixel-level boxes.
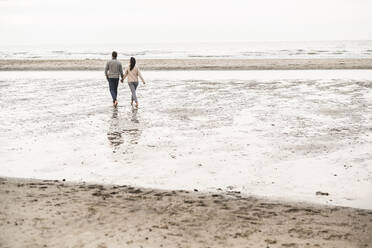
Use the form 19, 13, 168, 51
112, 51, 117, 58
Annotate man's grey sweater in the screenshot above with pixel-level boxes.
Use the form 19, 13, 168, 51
105, 59, 124, 79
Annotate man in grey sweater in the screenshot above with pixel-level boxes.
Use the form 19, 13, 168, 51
105, 51, 124, 106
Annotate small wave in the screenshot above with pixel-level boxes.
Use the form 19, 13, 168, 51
241, 52, 265, 55
187, 55, 231, 58
74, 52, 107, 55
142, 49, 176, 54
129, 52, 146, 56
356, 81, 372, 88
0, 83, 11, 88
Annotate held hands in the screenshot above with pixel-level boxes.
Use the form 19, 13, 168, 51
120, 78, 124, 83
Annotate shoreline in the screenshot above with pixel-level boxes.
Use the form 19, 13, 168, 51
1, 177, 371, 248
1, 58, 372, 71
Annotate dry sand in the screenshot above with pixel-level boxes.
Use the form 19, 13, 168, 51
1, 58, 372, 71
0, 177, 371, 248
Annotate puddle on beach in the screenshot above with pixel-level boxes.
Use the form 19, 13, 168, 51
0, 70, 372, 209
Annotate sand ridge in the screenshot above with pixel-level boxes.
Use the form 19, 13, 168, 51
0, 177, 371, 248
1, 58, 372, 71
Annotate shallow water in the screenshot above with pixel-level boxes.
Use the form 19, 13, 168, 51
1, 70, 372, 209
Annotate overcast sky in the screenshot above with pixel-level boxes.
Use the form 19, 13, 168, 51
0, 0, 371, 45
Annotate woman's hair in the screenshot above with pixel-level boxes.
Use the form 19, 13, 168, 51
130, 57, 136, 71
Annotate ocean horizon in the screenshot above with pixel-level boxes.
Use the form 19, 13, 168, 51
1, 40, 372, 60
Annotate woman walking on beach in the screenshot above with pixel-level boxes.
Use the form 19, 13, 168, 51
121, 57, 146, 108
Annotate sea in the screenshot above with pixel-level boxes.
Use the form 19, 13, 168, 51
1, 40, 372, 60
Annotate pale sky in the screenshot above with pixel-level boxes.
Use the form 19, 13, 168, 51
0, 0, 371, 45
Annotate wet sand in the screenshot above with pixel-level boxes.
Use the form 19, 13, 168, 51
1, 58, 372, 70
0, 177, 371, 248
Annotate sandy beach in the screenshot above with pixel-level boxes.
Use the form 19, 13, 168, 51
1, 58, 372, 71
0, 177, 371, 248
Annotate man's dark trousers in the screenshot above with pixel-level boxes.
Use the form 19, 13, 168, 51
108, 78, 119, 102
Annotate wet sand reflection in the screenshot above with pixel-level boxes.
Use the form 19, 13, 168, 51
107, 107, 142, 151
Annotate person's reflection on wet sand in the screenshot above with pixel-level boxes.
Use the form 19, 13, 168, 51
107, 107, 142, 151
107, 108, 123, 147
130, 108, 139, 124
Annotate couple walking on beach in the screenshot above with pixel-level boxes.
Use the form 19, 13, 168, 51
105, 51, 146, 108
